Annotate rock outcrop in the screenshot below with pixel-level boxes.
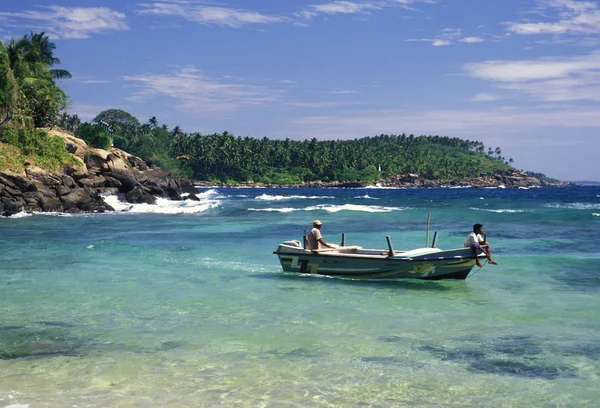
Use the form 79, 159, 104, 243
0, 129, 194, 217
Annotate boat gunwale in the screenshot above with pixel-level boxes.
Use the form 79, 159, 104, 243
273, 247, 478, 262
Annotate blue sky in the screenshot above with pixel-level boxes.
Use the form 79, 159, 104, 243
1, 0, 600, 181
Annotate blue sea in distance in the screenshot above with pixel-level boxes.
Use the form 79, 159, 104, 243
1, 185, 599, 407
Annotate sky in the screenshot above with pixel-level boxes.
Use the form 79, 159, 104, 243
1, 0, 600, 181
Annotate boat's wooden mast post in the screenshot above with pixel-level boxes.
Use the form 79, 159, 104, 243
426, 212, 431, 248
386, 235, 394, 257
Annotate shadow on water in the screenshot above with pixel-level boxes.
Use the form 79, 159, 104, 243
0, 322, 184, 360
552, 258, 600, 292
0, 323, 84, 360
250, 271, 466, 292
408, 335, 579, 380
361, 334, 583, 380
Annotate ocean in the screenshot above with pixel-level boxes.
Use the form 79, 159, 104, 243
1, 185, 599, 407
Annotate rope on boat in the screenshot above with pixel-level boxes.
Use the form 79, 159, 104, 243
466, 259, 488, 279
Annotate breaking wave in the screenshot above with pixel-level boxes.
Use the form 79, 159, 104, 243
248, 204, 407, 213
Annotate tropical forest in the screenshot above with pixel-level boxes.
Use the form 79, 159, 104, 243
1, 32, 544, 185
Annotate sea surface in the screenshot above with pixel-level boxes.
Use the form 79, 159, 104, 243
1, 185, 599, 407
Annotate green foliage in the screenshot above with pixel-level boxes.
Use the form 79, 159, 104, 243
93, 109, 140, 129
0, 43, 18, 128
21, 78, 68, 128
166, 131, 517, 184
526, 171, 557, 182
2, 31, 71, 128
75, 123, 112, 150
0, 126, 74, 169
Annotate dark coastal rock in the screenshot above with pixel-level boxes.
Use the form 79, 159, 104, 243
337, 181, 366, 188
1, 196, 26, 214
77, 175, 107, 188
103, 176, 123, 189
60, 188, 91, 210
126, 185, 156, 205
0, 129, 190, 216
55, 185, 71, 196
128, 156, 148, 171
107, 169, 140, 193
40, 196, 64, 212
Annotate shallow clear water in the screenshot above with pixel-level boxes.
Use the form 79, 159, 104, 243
1, 186, 599, 407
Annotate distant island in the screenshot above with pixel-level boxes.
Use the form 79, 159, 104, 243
569, 180, 600, 186
0, 31, 573, 216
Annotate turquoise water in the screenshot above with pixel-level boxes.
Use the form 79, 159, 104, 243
1, 186, 599, 407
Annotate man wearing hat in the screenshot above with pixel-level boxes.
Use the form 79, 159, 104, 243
306, 220, 333, 250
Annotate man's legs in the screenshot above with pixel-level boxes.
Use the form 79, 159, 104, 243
483, 243, 498, 265
471, 244, 483, 267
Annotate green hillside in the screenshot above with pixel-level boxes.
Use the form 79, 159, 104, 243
1, 31, 535, 185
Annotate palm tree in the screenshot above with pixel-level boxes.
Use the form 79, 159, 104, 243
0, 42, 18, 129
19, 32, 72, 79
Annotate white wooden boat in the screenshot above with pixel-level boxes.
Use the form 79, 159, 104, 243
273, 233, 483, 280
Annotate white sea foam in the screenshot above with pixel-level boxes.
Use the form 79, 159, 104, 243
248, 207, 296, 212
471, 208, 525, 213
593, 213, 600, 217
545, 202, 600, 210
314, 204, 403, 213
354, 194, 379, 200
255, 194, 333, 201
196, 189, 219, 198
0, 211, 31, 218
248, 204, 405, 213
364, 185, 400, 189
103, 195, 221, 214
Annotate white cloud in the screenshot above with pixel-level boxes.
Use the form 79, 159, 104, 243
136, 2, 285, 27
464, 52, 600, 102
0, 6, 128, 39
124, 65, 282, 114
471, 93, 499, 102
432, 39, 451, 47
326, 89, 358, 94
506, 0, 600, 36
297, 0, 431, 20
460, 36, 484, 43
290, 106, 600, 142
407, 28, 485, 46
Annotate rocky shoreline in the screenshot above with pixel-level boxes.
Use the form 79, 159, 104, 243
1, 130, 572, 217
194, 171, 572, 189
0, 130, 196, 217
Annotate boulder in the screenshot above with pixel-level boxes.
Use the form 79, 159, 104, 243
60, 188, 91, 210
103, 176, 123, 189
108, 169, 140, 192
126, 186, 156, 205
40, 197, 64, 212
1, 196, 26, 216
77, 175, 107, 188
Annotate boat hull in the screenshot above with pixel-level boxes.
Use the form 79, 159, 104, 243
274, 244, 480, 280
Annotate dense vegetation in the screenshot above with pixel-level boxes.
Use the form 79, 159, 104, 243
0, 32, 75, 170
2, 31, 532, 184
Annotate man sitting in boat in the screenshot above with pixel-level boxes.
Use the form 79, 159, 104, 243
306, 220, 334, 250
464, 223, 498, 267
